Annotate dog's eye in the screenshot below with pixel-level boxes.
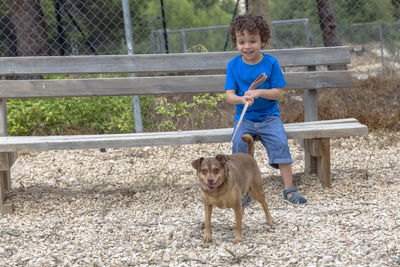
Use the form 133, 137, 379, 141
213, 168, 219, 174
201, 169, 207, 174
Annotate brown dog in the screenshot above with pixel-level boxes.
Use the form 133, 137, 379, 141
191, 134, 274, 243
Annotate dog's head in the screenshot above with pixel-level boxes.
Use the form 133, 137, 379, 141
191, 154, 229, 192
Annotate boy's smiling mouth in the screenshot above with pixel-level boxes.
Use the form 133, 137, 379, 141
242, 51, 256, 58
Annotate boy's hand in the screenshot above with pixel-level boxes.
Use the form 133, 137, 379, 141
242, 95, 254, 106
245, 90, 259, 99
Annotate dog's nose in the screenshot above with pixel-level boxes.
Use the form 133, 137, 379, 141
207, 178, 214, 184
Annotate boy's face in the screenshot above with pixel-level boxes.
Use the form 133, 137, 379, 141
235, 30, 265, 65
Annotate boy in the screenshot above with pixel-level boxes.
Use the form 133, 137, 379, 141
225, 13, 307, 206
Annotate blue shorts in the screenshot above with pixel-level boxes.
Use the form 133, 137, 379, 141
232, 116, 293, 169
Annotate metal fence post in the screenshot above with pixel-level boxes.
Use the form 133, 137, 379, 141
121, 0, 143, 133
180, 30, 187, 53
379, 21, 385, 76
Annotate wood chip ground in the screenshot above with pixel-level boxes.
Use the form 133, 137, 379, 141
0, 132, 399, 266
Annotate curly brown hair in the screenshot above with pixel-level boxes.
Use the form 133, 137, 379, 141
230, 13, 271, 47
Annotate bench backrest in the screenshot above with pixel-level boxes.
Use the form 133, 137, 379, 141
0, 46, 351, 99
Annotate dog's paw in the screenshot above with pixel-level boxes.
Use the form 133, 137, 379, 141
203, 233, 212, 243
233, 236, 242, 244
267, 217, 275, 226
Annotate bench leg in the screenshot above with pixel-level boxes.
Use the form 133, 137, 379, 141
0, 152, 16, 189
0, 171, 13, 214
299, 139, 317, 175
316, 138, 331, 188
304, 138, 331, 188
0, 152, 15, 214
305, 148, 318, 174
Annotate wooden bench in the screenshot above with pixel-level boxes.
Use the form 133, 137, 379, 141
0, 46, 368, 214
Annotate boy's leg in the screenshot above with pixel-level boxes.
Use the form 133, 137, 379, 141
257, 117, 307, 206
280, 163, 307, 206
280, 163, 294, 190
258, 116, 293, 169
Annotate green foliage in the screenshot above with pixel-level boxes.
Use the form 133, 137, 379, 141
139, 0, 234, 53
154, 98, 194, 131
269, 0, 399, 47
334, 0, 396, 24
7, 96, 137, 136
6, 92, 227, 135
143, 0, 232, 29
152, 93, 226, 131
192, 93, 226, 128
269, 1, 320, 48
270, 0, 397, 24
270, 0, 317, 22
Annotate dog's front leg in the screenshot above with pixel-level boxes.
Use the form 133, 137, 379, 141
203, 203, 213, 242
233, 204, 243, 243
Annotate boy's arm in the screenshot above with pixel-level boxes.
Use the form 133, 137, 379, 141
244, 87, 284, 101
226, 90, 254, 106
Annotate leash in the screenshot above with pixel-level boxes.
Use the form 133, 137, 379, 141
228, 73, 267, 153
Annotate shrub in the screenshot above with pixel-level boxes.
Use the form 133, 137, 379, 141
7, 96, 136, 135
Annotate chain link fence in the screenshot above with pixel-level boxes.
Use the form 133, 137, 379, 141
1, 1, 399, 70
1, 0, 399, 135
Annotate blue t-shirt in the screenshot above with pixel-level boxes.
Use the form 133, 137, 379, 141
225, 53, 287, 122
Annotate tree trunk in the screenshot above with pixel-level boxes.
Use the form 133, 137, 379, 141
7, 0, 50, 56
0, 16, 17, 57
248, 0, 273, 49
315, 0, 342, 47
315, 0, 345, 70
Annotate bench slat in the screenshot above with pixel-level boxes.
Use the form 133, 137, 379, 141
284, 118, 359, 126
0, 47, 350, 76
0, 71, 351, 98
0, 120, 367, 152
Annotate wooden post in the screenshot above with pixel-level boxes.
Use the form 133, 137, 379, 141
0, 98, 13, 214
304, 65, 318, 174
0, 172, 12, 213
316, 138, 331, 188
0, 171, 4, 203
304, 138, 331, 188
304, 139, 317, 174
0, 98, 11, 189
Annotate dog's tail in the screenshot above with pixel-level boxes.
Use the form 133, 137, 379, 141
241, 134, 254, 157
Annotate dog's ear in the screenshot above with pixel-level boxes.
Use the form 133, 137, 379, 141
216, 155, 230, 176
191, 157, 204, 171
215, 154, 229, 163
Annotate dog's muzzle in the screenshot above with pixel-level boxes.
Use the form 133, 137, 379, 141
206, 178, 217, 190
